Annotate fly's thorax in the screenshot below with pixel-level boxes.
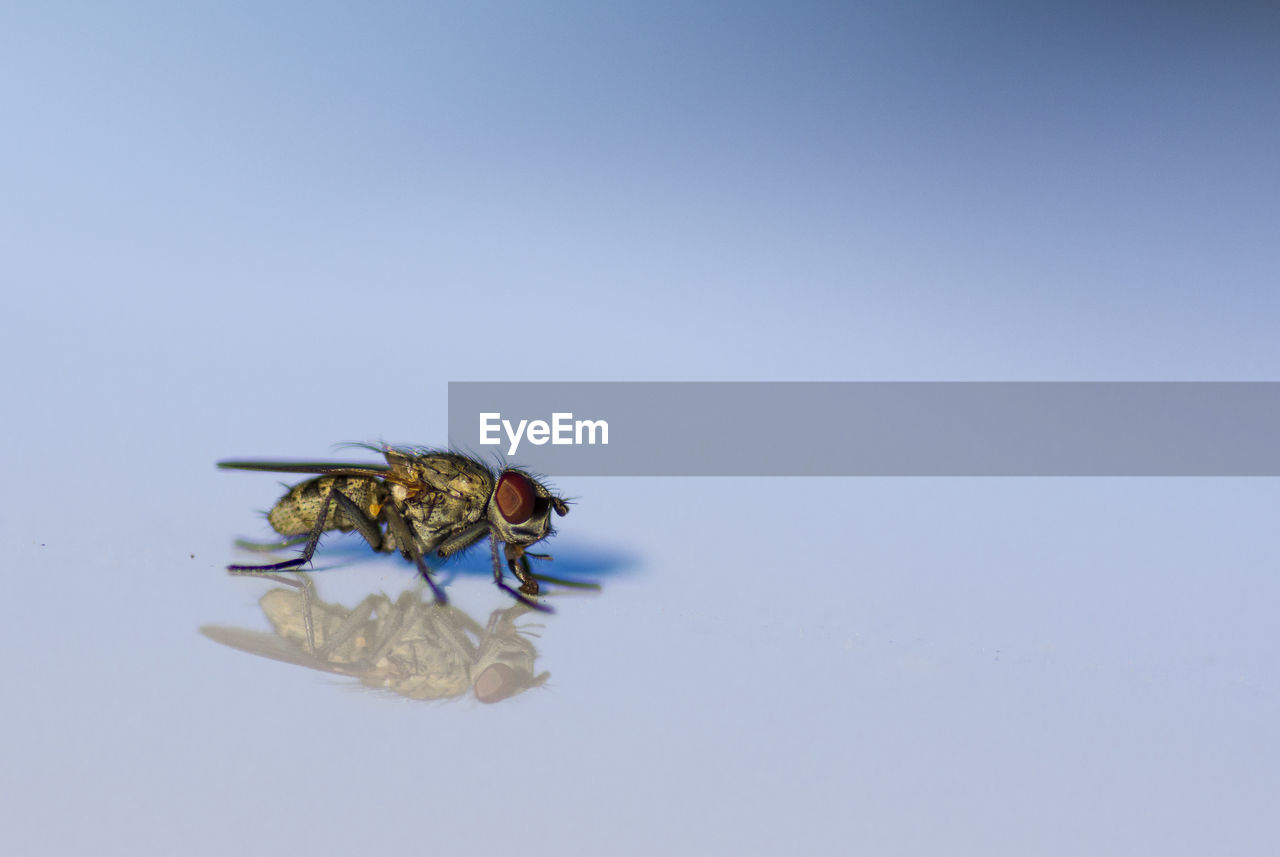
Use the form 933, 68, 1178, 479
406, 452, 495, 501
267, 475, 387, 536
388, 453, 495, 548
485, 469, 568, 546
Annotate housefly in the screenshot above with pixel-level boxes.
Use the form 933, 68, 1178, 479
218, 444, 569, 610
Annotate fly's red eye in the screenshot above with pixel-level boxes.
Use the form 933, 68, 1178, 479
495, 472, 536, 524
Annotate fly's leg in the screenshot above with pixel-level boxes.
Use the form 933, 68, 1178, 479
313, 593, 386, 662
504, 543, 540, 595
277, 572, 318, 655
293, 573, 318, 654
363, 594, 418, 666
219, 570, 320, 651
434, 521, 489, 559
228, 487, 382, 574
382, 502, 448, 606
329, 490, 385, 552
519, 554, 602, 590
491, 536, 553, 613
228, 486, 338, 574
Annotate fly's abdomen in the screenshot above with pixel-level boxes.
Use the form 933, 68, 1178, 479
267, 476, 386, 537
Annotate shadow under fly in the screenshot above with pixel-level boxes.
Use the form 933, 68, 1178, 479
219, 444, 572, 611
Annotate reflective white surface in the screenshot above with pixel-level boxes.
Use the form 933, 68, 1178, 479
3, 4, 1278, 855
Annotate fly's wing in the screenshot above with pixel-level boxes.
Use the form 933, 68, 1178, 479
199, 625, 361, 676
217, 460, 392, 479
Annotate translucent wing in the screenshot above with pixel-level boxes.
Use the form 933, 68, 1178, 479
217, 460, 392, 478
198, 625, 356, 675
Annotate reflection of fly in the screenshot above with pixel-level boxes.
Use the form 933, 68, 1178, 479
200, 575, 549, 703
218, 445, 569, 609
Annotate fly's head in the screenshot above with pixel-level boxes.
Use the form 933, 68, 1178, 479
486, 469, 569, 546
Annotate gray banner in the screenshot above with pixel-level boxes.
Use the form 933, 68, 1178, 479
447, 382, 1280, 476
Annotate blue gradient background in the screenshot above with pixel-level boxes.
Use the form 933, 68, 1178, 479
2, 3, 1278, 854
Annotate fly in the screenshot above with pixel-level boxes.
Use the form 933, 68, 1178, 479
218, 444, 570, 610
